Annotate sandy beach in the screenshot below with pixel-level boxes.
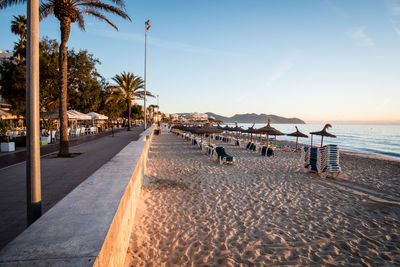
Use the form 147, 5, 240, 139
124, 129, 400, 266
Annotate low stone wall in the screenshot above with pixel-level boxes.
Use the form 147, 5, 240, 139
0, 126, 154, 266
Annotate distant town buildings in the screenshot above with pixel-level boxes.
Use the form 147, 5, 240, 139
170, 114, 180, 121
169, 112, 209, 122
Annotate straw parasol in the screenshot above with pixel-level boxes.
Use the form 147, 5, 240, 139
310, 123, 336, 147
287, 126, 308, 149
216, 124, 224, 130
196, 124, 223, 145
245, 123, 257, 142
223, 125, 232, 131
228, 122, 244, 138
256, 119, 284, 146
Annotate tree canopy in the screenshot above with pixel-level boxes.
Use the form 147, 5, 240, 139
0, 37, 128, 118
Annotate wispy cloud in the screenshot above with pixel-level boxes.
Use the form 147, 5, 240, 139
386, 0, 400, 36
392, 20, 400, 36
375, 98, 391, 111
347, 27, 374, 47
323, 0, 350, 19
264, 58, 294, 88
389, 3, 400, 15
93, 29, 244, 57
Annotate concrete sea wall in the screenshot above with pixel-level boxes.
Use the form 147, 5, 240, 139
0, 126, 154, 266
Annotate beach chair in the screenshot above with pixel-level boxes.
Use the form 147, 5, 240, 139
300, 146, 310, 171
318, 145, 341, 178
246, 142, 252, 149
301, 145, 341, 178
261, 146, 274, 157
301, 146, 317, 172
207, 145, 215, 157
215, 146, 234, 165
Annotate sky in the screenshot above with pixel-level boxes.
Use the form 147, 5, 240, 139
1, 0, 400, 123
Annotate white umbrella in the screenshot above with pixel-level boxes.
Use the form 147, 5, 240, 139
67, 110, 91, 120
0, 109, 18, 120
41, 110, 91, 120
86, 112, 108, 120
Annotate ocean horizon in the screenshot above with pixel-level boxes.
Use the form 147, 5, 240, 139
228, 123, 400, 160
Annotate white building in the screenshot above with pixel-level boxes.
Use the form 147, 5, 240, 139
190, 112, 208, 121
192, 112, 200, 120
170, 114, 180, 121
200, 113, 208, 120
0, 51, 12, 62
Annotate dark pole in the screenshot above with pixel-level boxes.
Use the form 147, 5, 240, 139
26, 0, 42, 225
144, 20, 151, 129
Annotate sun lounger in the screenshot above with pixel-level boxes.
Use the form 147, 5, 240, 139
301, 145, 341, 178
249, 143, 256, 151
261, 146, 274, 157
207, 145, 215, 156
246, 142, 252, 149
318, 145, 341, 178
215, 146, 234, 165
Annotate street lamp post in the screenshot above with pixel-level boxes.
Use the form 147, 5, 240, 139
144, 19, 151, 129
26, 0, 42, 225
157, 94, 159, 123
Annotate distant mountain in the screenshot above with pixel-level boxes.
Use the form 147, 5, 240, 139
205, 112, 305, 124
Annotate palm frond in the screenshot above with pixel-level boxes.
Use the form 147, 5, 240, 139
39, 2, 54, 21
79, 1, 131, 21
75, 11, 85, 30
0, 0, 26, 9
83, 9, 118, 30
107, 0, 126, 9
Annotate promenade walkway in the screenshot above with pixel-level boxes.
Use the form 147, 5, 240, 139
0, 127, 144, 249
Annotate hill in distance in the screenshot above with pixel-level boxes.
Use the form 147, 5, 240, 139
205, 113, 305, 124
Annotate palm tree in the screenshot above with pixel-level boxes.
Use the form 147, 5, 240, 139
148, 104, 158, 123
10, 14, 27, 60
107, 72, 154, 131
11, 15, 27, 45
1, 0, 131, 157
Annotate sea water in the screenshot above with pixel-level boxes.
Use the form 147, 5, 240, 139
232, 123, 400, 160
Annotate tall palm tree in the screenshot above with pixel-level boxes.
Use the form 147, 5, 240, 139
10, 14, 27, 60
11, 14, 27, 46
1, 0, 131, 157
108, 72, 154, 131
148, 104, 158, 123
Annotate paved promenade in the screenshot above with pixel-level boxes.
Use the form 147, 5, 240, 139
0, 127, 144, 249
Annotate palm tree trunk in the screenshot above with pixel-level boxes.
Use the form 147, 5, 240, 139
58, 18, 71, 157
127, 99, 131, 131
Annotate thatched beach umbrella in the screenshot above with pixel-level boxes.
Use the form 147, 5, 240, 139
245, 123, 257, 142
223, 125, 232, 131
256, 119, 284, 146
229, 122, 244, 138
196, 124, 223, 145
287, 126, 308, 149
310, 123, 336, 147
216, 124, 224, 130
231, 125, 244, 131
